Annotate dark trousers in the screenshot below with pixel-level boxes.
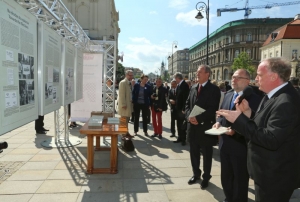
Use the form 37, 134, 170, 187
35, 115, 44, 131
131, 112, 134, 122
190, 140, 213, 180
147, 107, 151, 124
133, 103, 148, 133
221, 150, 249, 202
170, 109, 176, 134
176, 111, 186, 142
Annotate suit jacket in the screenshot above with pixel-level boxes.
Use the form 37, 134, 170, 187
185, 80, 221, 146
175, 80, 189, 113
118, 78, 133, 117
217, 89, 261, 156
168, 88, 177, 110
152, 85, 167, 111
132, 83, 153, 107
232, 82, 300, 189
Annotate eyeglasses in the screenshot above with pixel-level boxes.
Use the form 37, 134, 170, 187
231, 76, 249, 80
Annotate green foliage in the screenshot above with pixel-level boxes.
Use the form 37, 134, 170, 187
232, 52, 255, 74
161, 71, 170, 82
116, 62, 125, 82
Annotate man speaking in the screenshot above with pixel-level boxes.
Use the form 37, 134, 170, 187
217, 58, 300, 201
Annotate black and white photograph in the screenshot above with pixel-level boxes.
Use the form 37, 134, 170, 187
18, 53, 34, 79
53, 68, 59, 82
45, 82, 53, 99
19, 80, 35, 106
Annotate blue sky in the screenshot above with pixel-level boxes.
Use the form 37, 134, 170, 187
115, 0, 300, 74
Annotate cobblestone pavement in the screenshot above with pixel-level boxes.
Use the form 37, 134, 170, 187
0, 109, 299, 202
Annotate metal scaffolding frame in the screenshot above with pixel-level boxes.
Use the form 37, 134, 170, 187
15, 0, 117, 147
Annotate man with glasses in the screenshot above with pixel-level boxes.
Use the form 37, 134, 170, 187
118, 70, 134, 137
213, 69, 261, 202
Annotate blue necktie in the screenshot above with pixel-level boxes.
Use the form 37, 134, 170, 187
230, 93, 239, 109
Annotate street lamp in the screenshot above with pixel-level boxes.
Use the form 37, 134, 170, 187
168, 41, 178, 76
195, 1, 209, 65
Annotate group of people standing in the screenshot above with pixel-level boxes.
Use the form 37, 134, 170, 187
118, 57, 300, 202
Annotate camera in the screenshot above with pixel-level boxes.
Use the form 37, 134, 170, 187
0, 141, 8, 153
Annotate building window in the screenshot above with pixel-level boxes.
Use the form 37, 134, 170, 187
224, 69, 229, 80
276, 51, 279, 57
235, 50, 240, 58
235, 34, 240, 42
246, 49, 251, 58
269, 52, 272, 58
264, 54, 267, 59
246, 33, 252, 41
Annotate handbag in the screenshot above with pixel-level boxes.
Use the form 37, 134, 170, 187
121, 137, 135, 152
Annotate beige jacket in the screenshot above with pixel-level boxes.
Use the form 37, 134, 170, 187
117, 78, 133, 117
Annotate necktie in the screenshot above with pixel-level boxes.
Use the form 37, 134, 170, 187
258, 95, 269, 112
173, 89, 176, 96
197, 85, 203, 98
230, 93, 239, 109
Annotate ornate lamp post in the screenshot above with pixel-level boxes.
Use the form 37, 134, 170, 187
168, 41, 178, 76
195, 1, 209, 65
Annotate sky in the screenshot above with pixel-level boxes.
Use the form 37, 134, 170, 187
115, 0, 300, 74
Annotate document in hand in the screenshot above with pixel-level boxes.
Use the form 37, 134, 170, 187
188, 105, 206, 118
205, 127, 228, 135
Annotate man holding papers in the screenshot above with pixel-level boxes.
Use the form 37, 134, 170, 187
185, 65, 220, 189
213, 69, 260, 202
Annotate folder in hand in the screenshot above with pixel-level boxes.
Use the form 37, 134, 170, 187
188, 105, 206, 118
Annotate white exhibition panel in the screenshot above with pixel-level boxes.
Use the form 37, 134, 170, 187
61, 39, 75, 106
0, 0, 38, 135
71, 53, 103, 122
37, 21, 62, 115
74, 48, 83, 101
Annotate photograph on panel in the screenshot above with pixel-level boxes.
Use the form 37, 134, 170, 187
45, 82, 53, 99
53, 68, 59, 82
18, 53, 34, 79
19, 79, 34, 106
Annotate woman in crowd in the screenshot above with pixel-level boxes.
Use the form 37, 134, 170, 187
132, 74, 152, 136
151, 78, 167, 139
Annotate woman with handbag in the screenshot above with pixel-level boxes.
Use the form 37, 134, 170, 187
132, 74, 152, 136
151, 78, 167, 139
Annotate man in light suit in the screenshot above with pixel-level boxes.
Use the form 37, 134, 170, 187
217, 58, 300, 201
185, 65, 221, 189
214, 69, 261, 202
118, 70, 134, 136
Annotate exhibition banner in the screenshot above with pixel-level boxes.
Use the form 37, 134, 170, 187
71, 53, 103, 122
37, 21, 62, 115
0, 0, 38, 135
74, 48, 83, 101
61, 39, 75, 106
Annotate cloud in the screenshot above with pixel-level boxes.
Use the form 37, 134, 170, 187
149, 11, 158, 15
169, 0, 189, 10
121, 38, 174, 74
176, 10, 215, 27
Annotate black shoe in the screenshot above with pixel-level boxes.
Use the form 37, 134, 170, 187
170, 134, 175, 137
220, 199, 228, 202
201, 179, 209, 189
151, 134, 158, 138
36, 130, 46, 134
188, 176, 200, 185
158, 135, 162, 139
173, 140, 182, 143
144, 132, 149, 137
181, 141, 186, 146
41, 127, 49, 131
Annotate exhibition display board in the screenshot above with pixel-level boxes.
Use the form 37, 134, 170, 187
74, 48, 83, 101
0, 0, 38, 135
37, 21, 62, 115
61, 39, 75, 106
71, 53, 103, 122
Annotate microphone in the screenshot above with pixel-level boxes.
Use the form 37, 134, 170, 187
237, 86, 253, 105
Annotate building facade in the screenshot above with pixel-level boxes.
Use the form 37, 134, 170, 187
189, 18, 293, 81
261, 15, 300, 78
168, 48, 189, 78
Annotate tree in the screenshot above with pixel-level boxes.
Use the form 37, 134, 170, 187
116, 62, 125, 83
232, 52, 255, 74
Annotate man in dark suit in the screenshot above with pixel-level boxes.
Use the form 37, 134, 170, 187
185, 65, 221, 189
173, 72, 190, 145
217, 58, 300, 201
168, 80, 177, 137
290, 76, 300, 95
214, 69, 261, 202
